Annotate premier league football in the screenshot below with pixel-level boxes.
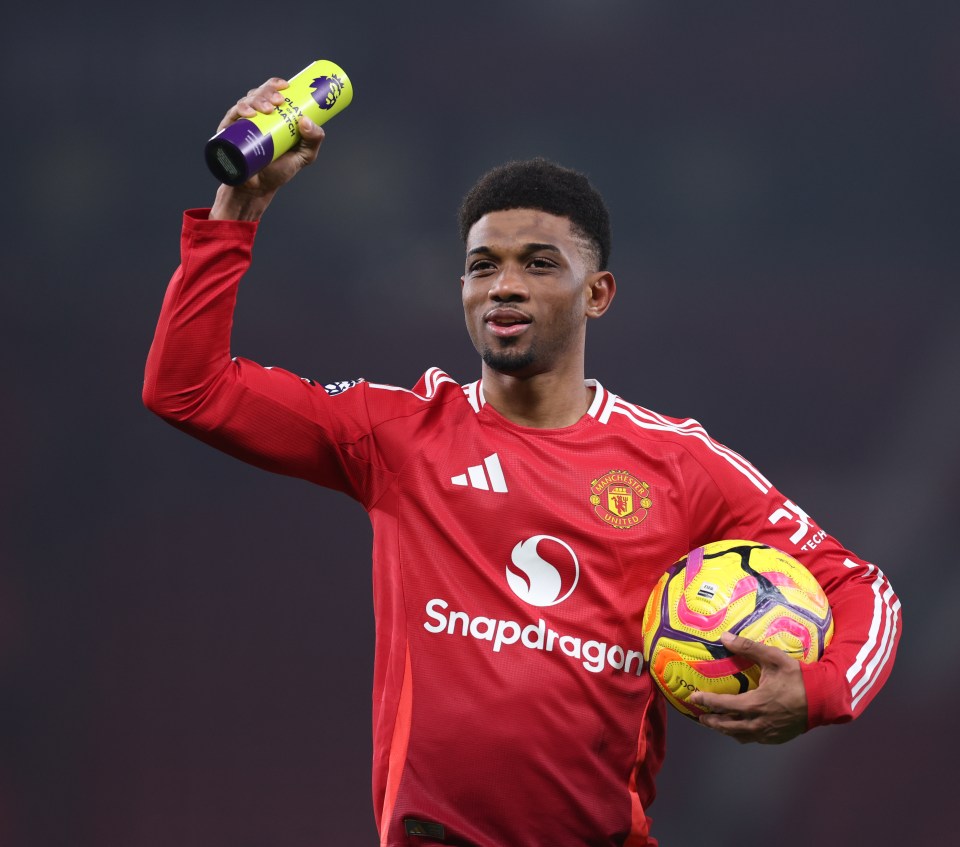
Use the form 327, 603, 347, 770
642, 540, 834, 719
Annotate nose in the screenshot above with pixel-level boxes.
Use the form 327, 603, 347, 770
488, 265, 529, 302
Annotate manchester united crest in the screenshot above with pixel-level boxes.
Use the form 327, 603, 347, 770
589, 470, 653, 530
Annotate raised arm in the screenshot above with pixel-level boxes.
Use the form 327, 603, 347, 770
142, 78, 370, 496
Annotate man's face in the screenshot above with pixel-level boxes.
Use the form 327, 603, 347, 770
461, 209, 597, 378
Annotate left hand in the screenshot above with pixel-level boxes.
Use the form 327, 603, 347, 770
688, 632, 808, 744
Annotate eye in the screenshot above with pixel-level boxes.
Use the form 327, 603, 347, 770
528, 257, 557, 271
468, 259, 496, 274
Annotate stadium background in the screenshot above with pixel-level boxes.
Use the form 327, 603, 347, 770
3, 1, 956, 844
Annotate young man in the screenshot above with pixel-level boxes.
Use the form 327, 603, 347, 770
144, 78, 900, 846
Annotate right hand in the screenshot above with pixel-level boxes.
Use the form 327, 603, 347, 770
210, 77, 326, 220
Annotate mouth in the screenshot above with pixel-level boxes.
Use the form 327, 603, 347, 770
484, 307, 532, 338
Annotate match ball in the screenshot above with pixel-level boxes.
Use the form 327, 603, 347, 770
641, 540, 834, 719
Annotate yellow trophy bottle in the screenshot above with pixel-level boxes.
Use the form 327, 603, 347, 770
205, 59, 354, 185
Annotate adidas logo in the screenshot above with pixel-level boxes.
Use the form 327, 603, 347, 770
451, 453, 508, 493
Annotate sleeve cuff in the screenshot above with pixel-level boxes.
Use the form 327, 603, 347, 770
800, 659, 854, 729
183, 208, 259, 238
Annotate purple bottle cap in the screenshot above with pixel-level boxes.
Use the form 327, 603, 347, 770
205, 119, 276, 186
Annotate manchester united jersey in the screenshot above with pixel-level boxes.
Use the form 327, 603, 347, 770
143, 210, 901, 847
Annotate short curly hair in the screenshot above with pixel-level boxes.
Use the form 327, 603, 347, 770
458, 158, 611, 270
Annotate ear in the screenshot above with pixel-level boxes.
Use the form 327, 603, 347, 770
585, 271, 616, 319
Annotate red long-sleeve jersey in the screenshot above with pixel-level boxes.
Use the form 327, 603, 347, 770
144, 210, 901, 847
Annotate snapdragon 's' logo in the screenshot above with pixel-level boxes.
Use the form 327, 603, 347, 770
506, 535, 579, 607
311, 75, 346, 110
590, 470, 652, 530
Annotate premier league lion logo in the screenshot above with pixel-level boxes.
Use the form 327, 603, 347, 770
310, 75, 346, 110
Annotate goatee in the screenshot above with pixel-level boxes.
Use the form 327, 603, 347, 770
480, 345, 537, 374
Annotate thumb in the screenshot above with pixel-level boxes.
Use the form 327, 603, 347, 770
298, 116, 325, 142
721, 631, 787, 669
295, 117, 324, 160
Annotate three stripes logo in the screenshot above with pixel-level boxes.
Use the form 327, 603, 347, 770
451, 453, 508, 493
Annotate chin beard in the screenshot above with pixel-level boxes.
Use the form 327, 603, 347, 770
480, 344, 537, 374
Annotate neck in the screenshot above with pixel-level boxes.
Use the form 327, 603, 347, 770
480, 364, 593, 428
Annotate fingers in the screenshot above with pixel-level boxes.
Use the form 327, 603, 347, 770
291, 116, 325, 165
698, 710, 780, 745
297, 115, 325, 143
719, 632, 791, 669
689, 689, 745, 714
698, 706, 805, 745
277, 114, 325, 162
694, 689, 791, 744
688, 639, 808, 745
217, 77, 290, 132
717, 631, 758, 655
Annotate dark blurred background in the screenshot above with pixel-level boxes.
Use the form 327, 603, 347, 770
3, 1, 956, 844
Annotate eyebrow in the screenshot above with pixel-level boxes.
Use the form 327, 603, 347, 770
466, 242, 563, 258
